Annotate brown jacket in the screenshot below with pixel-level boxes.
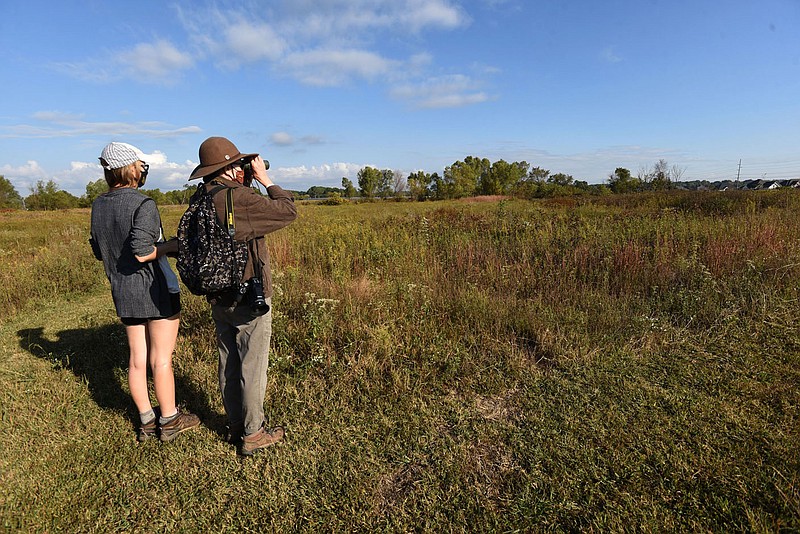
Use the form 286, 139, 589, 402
205, 178, 296, 304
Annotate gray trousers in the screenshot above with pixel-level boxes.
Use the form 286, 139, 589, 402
211, 298, 272, 436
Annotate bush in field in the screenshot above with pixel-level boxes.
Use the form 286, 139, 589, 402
319, 193, 348, 205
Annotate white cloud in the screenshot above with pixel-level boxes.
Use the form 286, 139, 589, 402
273, 162, 364, 187
56, 40, 194, 85
0, 113, 201, 139
0, 160, 47, 179
391, 74, 490, 108
56, 2, 486, 107
118, 40, 194, 83
171, 2, 480, 97
271, 132, 295, 146
283, 49, 395, 86
277, 0, 467, 40
220, 21, 287, 66
401, 0, 467, 31
32, 111, 84, 122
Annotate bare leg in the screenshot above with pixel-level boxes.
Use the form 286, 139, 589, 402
125, 324, 152, 414
147, 313, 180, 417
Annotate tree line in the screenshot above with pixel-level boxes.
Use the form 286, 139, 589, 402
343, 157, 686, 201
0, 158, 688, 210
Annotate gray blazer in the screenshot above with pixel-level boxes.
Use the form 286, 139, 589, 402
90, 188, 172, 318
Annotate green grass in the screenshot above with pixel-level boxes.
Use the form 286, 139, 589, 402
1, 191, 799, 531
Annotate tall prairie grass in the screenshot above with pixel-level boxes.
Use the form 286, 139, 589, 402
1, 190, 798, 531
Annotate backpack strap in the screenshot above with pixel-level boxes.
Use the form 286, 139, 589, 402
207, 180, 236, 238
225, 187, 236, 238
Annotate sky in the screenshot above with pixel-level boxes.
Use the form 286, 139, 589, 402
1, 0, 799, 196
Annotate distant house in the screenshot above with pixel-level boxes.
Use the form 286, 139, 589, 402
744, 179, 765, 190
673, 178, 800, 191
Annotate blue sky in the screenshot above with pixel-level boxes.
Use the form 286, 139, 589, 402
1, 0, 798, 196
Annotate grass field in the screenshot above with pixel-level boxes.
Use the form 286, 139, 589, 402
1, 190, 799, 531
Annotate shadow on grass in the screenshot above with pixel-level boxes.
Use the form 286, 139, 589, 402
16, 325, 220, 435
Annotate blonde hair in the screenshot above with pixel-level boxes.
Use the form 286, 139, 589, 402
101, 160, 141, 189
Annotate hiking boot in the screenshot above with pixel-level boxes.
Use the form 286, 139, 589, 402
240, 424, 284, 456
159, 409, 200, 442
137, 418, 157, 442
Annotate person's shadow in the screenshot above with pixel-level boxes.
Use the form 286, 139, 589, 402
17, 325, 223, 436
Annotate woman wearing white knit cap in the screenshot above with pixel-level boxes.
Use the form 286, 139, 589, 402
90, 142, 200, 442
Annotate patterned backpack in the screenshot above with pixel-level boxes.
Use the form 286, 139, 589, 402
176, 182, 248, 296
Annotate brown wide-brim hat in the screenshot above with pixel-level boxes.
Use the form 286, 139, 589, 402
189, 136, 258, 180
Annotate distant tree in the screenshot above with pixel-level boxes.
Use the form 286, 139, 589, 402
430, 172, 445, 200
527, 166, 550, 183
25, 180, 79, 210
306, 185, 344, 198
82, 178, 108, 207
341, 177, 357, 198
378, 169, 394, 198
607, 167, 641, 194
442, 156, 489, 199
639, 159, 680, 191
671, 164, 686, 183
407, 170, 432, 200
0, 175, 23, 209
392, 170, 406, 198
649, 159, 672, 190
164, 184, 195, 205
547, 172, 574, 186
358, 166, 382, 198
479, 160, 529, 195
140, 188, 166, 204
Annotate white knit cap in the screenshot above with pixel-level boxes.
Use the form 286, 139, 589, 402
99, 142, 144, 170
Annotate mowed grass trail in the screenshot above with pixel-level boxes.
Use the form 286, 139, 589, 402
1, 192, 799, 531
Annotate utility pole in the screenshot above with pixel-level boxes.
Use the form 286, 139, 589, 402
736, 159, 742, 183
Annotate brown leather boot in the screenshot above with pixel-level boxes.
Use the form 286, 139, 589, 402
159, 409, 200, 442
241, 423, 285, 456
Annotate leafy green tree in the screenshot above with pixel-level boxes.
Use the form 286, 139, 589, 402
164, 186, 190, 205
527, 166, 550, 183
407, 170, 432, 200
480, 160, 529, 195
307, 186, 344, 198
82, 178, 108, 207
358, 166, 382, 198
574, 180, 589, 190
607, 167, 641, 194
0, 175, 23, 209
547, 172, 574, 186
378, 169, 394, 198
341, 177, 357, 198
140, 188, 166, 204
649, 159, 672, 191
442, 156, 489, 199
430, 173, 445, 200
25, 180, 79, 210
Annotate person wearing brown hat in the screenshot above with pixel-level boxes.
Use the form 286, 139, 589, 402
91, 142, 200, 443
188, 136, 296, 455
